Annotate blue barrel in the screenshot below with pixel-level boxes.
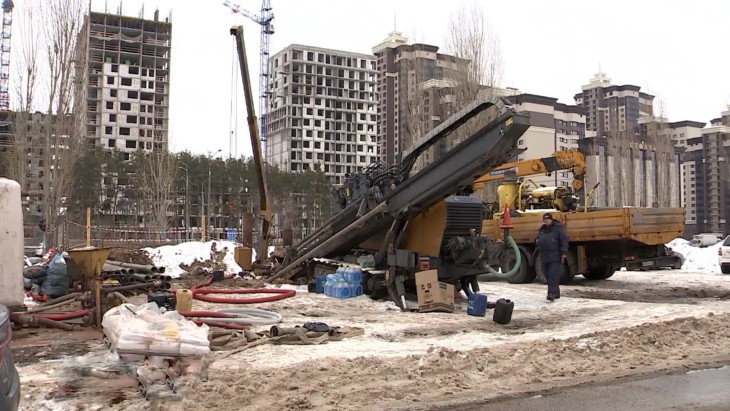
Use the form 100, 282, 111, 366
315, 275, 326, 294
467, 293, 488, 317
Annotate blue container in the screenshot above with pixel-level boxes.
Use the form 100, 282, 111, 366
315, 275, 326, 294
333, 282, 352, 298
349, 283, 363, 297
467, 293, 488, 317
344, 268, 362, 284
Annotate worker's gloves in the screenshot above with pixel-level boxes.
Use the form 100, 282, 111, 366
561, 255, 567, 264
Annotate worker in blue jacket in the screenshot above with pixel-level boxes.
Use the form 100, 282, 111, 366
536, 213, 569, 301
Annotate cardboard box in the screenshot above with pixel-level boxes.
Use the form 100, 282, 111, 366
415, 270, 455, 313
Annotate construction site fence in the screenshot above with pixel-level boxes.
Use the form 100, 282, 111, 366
62, 218, 258, 250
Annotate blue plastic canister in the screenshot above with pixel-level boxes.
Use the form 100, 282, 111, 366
467, 293, 488, 317
315, 275, 326, 294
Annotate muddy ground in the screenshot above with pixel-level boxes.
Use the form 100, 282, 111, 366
14, 269, 730, 410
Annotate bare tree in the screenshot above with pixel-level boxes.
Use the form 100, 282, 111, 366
604, 107, 635, 207
136, 151, 179, 237
645, 100, 675, 207
41, 0, 87, 247
6, 1, 41, 190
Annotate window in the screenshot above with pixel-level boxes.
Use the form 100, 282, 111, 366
119, 127, 131, 136
109, 114, 117, 122
129, 66, 139, 75
127, 91, 138, 99
110, 89, 117, 97
125, 139, 136, 149
120, 102, 131, 111
126, 115, 137, 124
106, 101, 113, 109
120, 77, 132, 86
111, 64, 118, 73
105, 126, 112, 135
106, 76, 114, 85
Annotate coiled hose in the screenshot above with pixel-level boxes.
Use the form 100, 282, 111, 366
173, 275, 294, 329
484, 236, 522, 278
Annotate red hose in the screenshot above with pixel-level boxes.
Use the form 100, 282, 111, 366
40, 310, 91, 321
172, 275, 296, 305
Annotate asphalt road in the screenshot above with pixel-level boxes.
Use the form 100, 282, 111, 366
453, 365, 730, 411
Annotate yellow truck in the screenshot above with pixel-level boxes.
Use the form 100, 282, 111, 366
476, 151, 685, 284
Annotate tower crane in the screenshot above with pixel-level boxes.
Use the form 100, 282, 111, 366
0, 0, 14, 112
223, 0, 274, 158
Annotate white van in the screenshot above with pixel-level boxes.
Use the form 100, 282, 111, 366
690, 233, 723, 248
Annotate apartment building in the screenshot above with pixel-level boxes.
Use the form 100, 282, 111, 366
81, 10, 172, 156
666, 121, 705, 228
267, 44, 378, 184
684, 110, 730, 236
504, 94, 586, 188
574, 72, 654, 138
372, 31, 467, 164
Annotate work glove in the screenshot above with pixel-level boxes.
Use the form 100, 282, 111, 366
561, 254, 567, 264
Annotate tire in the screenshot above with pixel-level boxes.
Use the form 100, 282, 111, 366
505, 249, 536, 284
722, 264, 730, 275
583, 265, 617, 280
672, 259, 683, 270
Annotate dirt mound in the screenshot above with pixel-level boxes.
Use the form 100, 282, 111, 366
147, 312, 730, 411
108, 248, 153, 265
179, 242, 228, 273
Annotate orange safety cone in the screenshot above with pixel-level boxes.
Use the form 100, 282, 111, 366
499, 203, 514, 230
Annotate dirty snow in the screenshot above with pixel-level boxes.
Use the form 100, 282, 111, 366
141, 241, 276, 278
15, 268, 730, 410
667, 238, 722, 273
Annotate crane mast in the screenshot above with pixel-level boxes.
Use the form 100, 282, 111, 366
223, 0, 274, 159
0, 0, 14, 111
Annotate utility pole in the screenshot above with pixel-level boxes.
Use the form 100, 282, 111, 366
178, 162, 189, 241
207, 149, 222, 241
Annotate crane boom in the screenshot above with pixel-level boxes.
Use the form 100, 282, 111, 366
472, 150, 586, 192
0, 0, 14, 111
230, 25, 272, 263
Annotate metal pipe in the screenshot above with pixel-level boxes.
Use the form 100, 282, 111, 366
268, 201, 389, 281
104, 261, 155, 273
28, 297, 80, 313
36, 292, 82, 308
103, 281, 161, 293
132, 273, 151, 282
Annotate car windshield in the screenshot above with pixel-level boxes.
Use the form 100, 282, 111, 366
724, 236, 730, 247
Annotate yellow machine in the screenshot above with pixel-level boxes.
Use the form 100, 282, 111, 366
473, 150, 586, 192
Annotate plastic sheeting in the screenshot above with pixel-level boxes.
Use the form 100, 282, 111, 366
102, 302, 210, 357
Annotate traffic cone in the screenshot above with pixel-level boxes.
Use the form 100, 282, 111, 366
499, 203, 514, 229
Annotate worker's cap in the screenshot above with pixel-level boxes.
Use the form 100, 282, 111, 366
543, 213, 553, 220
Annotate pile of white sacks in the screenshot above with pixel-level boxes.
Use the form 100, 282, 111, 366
102, 302, 210, 357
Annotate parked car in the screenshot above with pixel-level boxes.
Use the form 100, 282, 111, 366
624, 246, 684, 271
691, 233, 723, 248
0, 305, 20, 411
719, 236, 730, 274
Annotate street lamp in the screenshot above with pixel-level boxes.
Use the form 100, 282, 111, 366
178, 162, 189, 241
207, 149, 223, 241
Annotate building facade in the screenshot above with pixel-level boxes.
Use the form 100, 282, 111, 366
372, 31, 467, 165
267, 44, 378, 184
666, 121, 705, 229
574, 72, 654, 138
684, 110, 730, 236
81, 10, 172, 156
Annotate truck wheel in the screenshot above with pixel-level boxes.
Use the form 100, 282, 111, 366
722, 264, 730, 275
583, 265, 617, 280
505, 249, 536, 284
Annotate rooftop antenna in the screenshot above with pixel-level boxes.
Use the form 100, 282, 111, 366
139, 3, 144, 19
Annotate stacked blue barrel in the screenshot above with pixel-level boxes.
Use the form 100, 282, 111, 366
324, 266, 363, 298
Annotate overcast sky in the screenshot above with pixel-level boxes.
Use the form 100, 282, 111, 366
12, 0, 730, 157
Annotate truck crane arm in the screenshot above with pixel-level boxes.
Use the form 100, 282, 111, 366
231, 25, 273, 263
472, 150, 586, 193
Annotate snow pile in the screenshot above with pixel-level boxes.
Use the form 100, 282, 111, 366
143, 240, 245, 278
667, 238, 721, 273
